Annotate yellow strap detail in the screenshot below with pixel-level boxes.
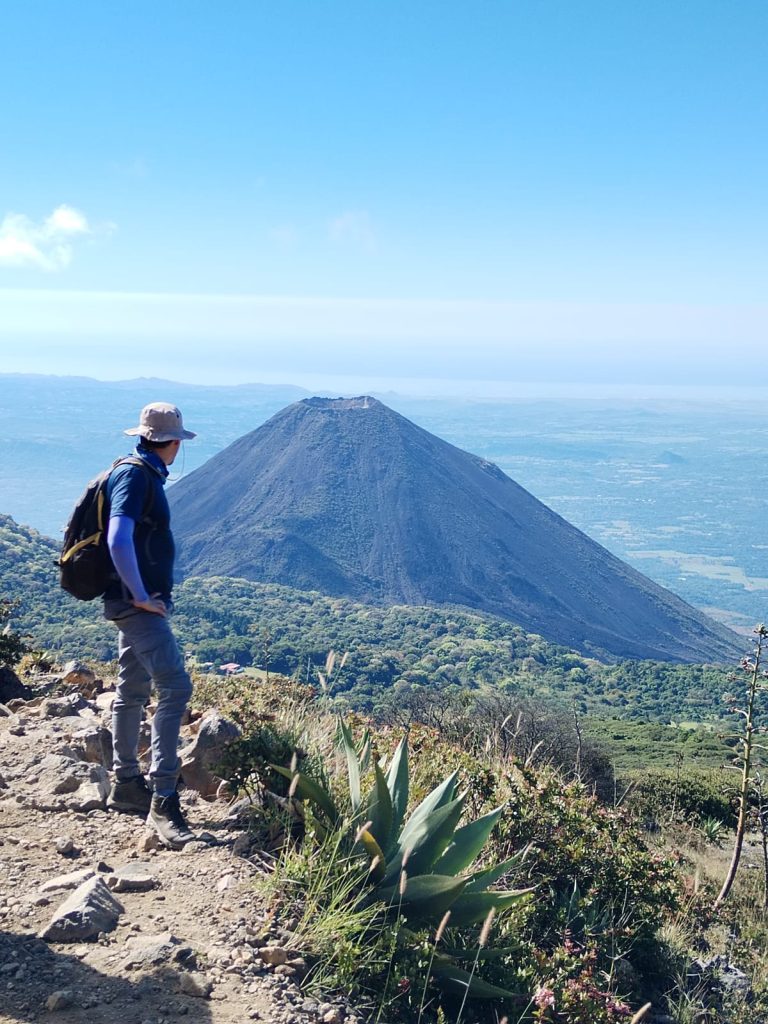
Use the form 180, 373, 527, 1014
61, 531, 102, 563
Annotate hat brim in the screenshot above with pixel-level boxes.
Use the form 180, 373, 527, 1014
124, 427, 197, 441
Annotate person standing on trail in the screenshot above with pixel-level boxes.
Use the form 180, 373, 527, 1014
104, 402, 196, 849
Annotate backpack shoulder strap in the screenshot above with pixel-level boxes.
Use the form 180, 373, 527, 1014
109, 456, 159, 521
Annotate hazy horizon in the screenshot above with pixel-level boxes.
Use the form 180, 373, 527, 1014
2, 3, 767, 387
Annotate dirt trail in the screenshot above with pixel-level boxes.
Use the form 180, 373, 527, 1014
0, 673, 356, 1024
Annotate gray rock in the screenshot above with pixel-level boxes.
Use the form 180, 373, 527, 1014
61, 661, 97, 689
69, 725, 113, 767
178, 972, 212, 999
179, 711, 240, 799
0, 666, 31, 703
32, 754, 109, 812
54, 837, 75, 856
40, 876, 123, 942
107, 863, 157, 893
40, 867, 96, 894
45, 989, 74, 1011
39, 694, 88, 719
231, 834, 251, 856
123, 930, 195, 970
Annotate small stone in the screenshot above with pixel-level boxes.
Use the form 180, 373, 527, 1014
54, 837, 75, 856
40, 868, 96, 894
107, 863, 157, 893
258, 946, 288, 966
123, 931, 195, 970
322, 1010, 344, 1024
180, 841, 206, 856
46, 989, 74, 1011
216, 874, 235, 892
137, 831, 163, 853
178, 972, 212, 999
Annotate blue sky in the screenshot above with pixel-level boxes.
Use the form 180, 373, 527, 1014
1, 1, 767, 388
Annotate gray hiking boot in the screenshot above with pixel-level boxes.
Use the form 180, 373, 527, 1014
107, 774, 153, 815
147, 791, 194, 849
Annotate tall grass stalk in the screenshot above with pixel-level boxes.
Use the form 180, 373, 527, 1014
417, 911, 451, 1021
455, 908, 495, 1024
715, 624, 767, 908
374, 863, 409, 1024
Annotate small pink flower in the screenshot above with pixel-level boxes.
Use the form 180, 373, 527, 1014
534, 986, 556, 1010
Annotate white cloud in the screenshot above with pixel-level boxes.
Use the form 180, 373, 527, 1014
328, 209, 376, 252
0, 205, 94, 271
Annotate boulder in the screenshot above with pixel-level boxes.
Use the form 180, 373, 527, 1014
180, 711, 240, 799
40, 876, 123, 942
60, 660, 98, 689
0, 665, 31, 703
31, 753, 109, 812
68, 724, 113, 767
39, 693, 89, 719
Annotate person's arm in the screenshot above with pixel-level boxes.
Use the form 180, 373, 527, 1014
107, 515, 166, 616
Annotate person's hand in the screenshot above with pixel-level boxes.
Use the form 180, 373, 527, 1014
132, 593, 167, 616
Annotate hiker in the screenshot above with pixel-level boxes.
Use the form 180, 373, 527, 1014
104, 402, 197, 848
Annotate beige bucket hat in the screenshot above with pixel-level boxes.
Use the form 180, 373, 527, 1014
124, 402, 197, 442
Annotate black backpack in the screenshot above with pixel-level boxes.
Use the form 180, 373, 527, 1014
59, 457, 156, 601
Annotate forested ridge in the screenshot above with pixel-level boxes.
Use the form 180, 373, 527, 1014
1, 514, 740, 725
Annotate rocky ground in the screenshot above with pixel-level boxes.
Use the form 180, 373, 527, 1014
0, 664, 358, 1024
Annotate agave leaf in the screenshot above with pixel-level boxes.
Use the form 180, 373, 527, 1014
447, 888, 534, 928
337, 718, 362, 814
385, 735, 409, 846
433, 805, 504, 876
383, 796, 466, 884
397, 770, 459, 852
366, 759, 393, 852
272, 766, 339, 825
377, 874, 467, 921
464, 845, 531, 893
438, 944, 524, 962
359, 730, 372, 774
431, 963, 524, 1000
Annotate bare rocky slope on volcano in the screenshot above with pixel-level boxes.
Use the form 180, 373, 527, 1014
168, 397, 740, 664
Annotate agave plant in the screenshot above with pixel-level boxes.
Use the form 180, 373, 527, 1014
274, 719, 531, 1000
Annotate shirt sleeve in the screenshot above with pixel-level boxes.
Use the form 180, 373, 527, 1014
107, 516, 149, 603
108, 464, 149, 522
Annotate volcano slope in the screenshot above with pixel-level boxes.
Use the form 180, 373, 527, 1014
168, 396, 740, 664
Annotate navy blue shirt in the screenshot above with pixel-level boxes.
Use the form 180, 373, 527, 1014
104, 447, 175, 602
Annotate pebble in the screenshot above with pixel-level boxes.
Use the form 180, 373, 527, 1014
259, 946, 288, 966
54, 837, 75, 856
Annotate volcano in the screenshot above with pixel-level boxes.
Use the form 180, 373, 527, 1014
168, 396, 740, 663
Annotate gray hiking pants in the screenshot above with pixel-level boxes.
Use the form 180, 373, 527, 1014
105, 603, 192, 792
